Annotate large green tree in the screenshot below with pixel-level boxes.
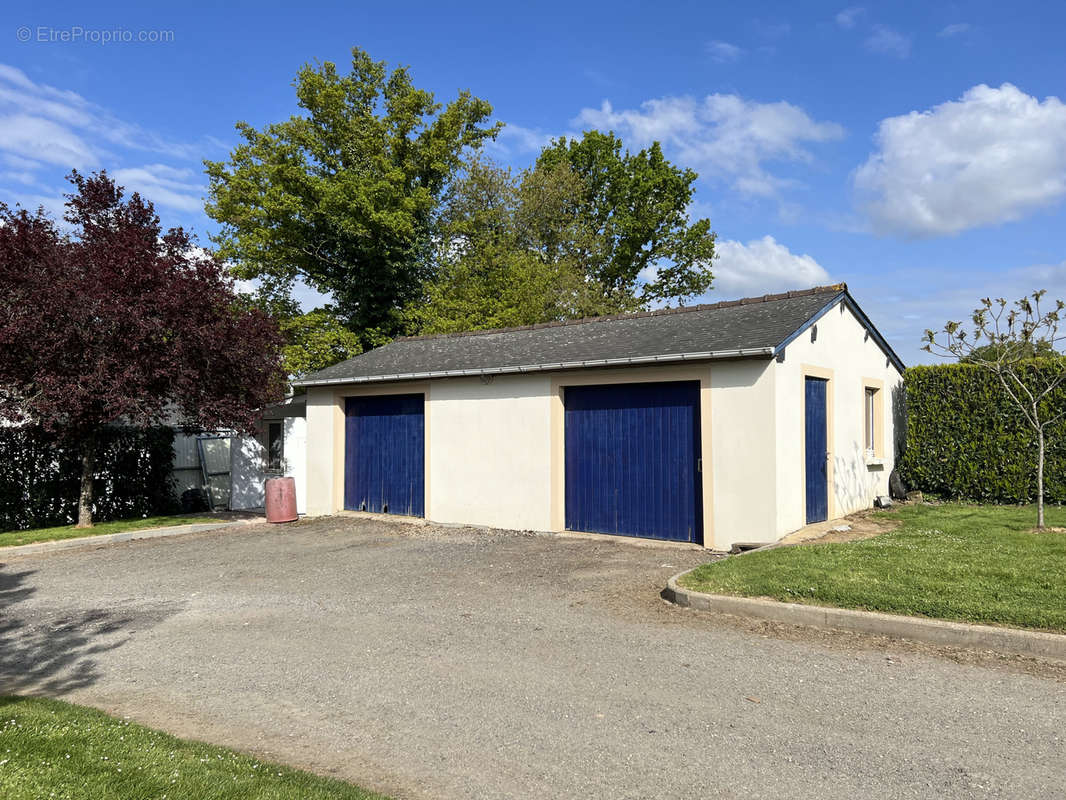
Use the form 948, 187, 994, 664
411, 136, 717, 335
410, 157, 618, 334
535, 130, 716, 305
205, 47, 500, 345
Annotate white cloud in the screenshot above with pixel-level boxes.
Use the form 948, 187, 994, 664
0, 170, 40, 186
710, 235, 832, 297
575, 94, 844, 197
854, 83, 1066, 237
865, 25, 911, 58
938, 23, 971, 37
835, 7, 865, 28
0, 113, 97, 168
2, 153, 44, 171
111, 164, 205, 212
707, 40, 743, 63
0, 64, 209, 214
4, 191, 68, 220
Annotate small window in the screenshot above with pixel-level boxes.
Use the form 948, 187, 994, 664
864, 387, 878, 455
266, 422, 284, 472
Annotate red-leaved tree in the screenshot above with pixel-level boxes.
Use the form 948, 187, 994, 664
0, 171, 287, 527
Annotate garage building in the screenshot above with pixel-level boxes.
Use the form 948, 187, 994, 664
295, 284, 904, 551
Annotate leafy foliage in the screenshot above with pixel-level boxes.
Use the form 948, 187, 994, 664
535, 131, 716, 305
409, 158, 626, 334
0, 171, 286, 525
962, 339, 1058, 363
924, 291, 1066, 526
409, 144, 718, 335
205, 47, 499, 345
0, 426, 177, 532
0, 171, 286, 435
279, 309, 363, 378
899, 362, 1066, 503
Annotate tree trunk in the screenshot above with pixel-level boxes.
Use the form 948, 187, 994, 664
76, 433, 96, 528
1036, 425, 1045, 530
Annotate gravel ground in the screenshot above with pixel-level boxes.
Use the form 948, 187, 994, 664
1, 516, 1064, 799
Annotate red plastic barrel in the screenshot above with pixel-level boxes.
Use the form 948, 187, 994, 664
264, 476, 298, 523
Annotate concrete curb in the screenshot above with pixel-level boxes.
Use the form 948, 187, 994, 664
0, 518, 264, 559
663, 569, 1066, 662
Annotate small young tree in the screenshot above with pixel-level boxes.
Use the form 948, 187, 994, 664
0, 171, 287, 527
924, 291, 1066, 528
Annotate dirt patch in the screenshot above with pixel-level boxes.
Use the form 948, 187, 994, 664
773, 506, 905, 547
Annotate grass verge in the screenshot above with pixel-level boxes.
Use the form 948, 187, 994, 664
0, 696, 387, 799
680, 503, 1066, 633
0, 515, 221, 549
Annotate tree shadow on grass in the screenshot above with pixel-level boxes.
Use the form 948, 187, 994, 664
0, 563, 178, 696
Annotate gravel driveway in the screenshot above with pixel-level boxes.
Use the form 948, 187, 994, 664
2, 517, 1063, 799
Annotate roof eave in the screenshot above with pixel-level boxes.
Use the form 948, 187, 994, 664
291, 347, 776, 388
771, 289, 906, 373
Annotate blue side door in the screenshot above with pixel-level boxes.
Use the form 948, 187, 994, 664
564, 381, 702, 544
804, 377, 829, 524
345, 394, 425, 517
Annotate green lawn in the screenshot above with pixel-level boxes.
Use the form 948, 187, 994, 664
0, 696, 387, 800
680, 503, 1066, 633
0, 514, 220, 548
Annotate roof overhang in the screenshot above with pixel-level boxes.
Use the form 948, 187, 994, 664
292, 347, 776, 388
772, 290, 906, 373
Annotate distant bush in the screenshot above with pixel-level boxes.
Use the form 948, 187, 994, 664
0, 426, 177, 532
899, 362, 1066, 503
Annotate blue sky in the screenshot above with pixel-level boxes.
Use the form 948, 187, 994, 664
2, 0, 1065, 364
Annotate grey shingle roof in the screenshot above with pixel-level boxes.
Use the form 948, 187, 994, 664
295, 285, 878, 387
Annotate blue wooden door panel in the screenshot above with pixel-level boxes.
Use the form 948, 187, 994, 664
564, 381, 701, 543
804, 377, 829, 524
345, 394, 424, 517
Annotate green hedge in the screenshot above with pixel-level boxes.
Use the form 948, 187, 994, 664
899, 362, 1066, 503
0, 426, 177, 532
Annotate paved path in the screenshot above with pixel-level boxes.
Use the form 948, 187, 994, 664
2, 517, 1063, 799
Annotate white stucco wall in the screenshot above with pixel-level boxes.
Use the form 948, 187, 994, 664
708, 359, 777, 551
229, 435, 266, 510
300, 302, 903, 548
285, 416, 308, 514
229, 417, 307, 514
428, 375, 553, 530
305, 386, 338, 516
772, 299, 904, 535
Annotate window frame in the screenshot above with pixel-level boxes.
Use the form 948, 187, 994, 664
861, 379, 885, 461
864, 388, 876, 454
265, 421, 285, 473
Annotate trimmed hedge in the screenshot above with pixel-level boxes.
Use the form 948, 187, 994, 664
899, 362, 1066, 503
0, 426, 177, 532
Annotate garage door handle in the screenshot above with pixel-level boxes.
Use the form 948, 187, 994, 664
697, 458, 702, 473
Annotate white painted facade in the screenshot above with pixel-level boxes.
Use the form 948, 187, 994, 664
171, 406, 307, 515
428, 375, 554, 530
229, 417, 307, 514
303, 297, 903, 550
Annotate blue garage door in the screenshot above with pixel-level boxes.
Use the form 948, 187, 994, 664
345, 394, 425, 517
804, 377, 829, 524
565, 381, 702, 543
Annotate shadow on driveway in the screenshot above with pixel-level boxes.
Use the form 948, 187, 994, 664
0, 563, 176, 695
